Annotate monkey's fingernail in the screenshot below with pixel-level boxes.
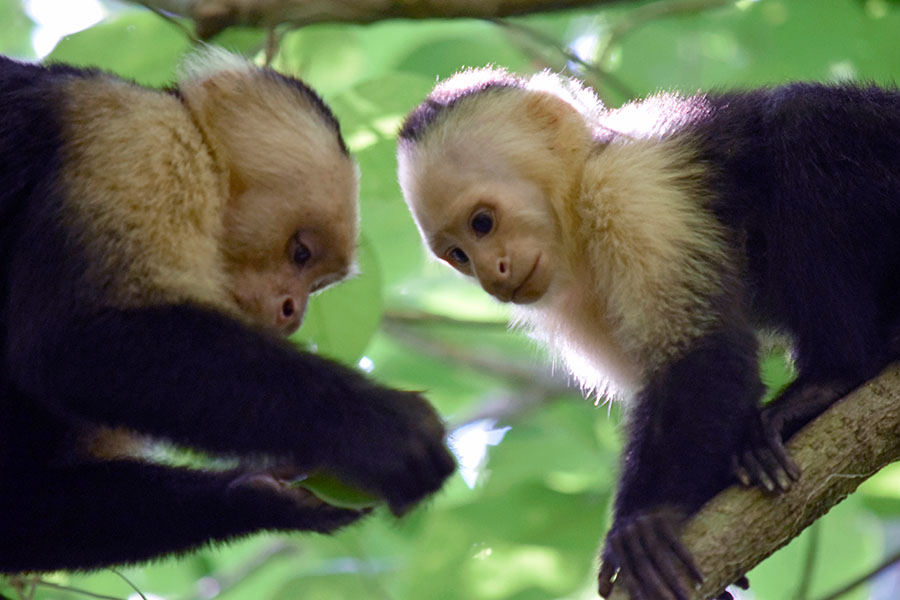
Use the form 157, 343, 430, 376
777, 471, 791, 490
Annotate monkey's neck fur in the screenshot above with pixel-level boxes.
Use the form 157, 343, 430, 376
513, 133, 729, 400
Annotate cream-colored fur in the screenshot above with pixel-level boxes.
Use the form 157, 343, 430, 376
59, 50, 357, 320
400, 70, 730, 400
60, 76, 231, 311
514, 136, 728, 398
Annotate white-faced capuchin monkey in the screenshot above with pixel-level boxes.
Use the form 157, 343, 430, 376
397, 67, 900, 599
0, 48, 455, 573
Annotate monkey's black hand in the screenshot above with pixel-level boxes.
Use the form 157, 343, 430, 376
324, 389, 456, 516
731, 406, 800, 493
598, 509, 703, 600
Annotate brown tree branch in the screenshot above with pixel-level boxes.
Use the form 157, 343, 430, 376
608, 363, 900, 600
127, 0, 634, 39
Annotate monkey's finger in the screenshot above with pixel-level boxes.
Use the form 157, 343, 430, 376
597, 559, 617, 597
734, 575, 750, 589
754, 446, 792, 492
625, 528, 680, 600
613, 534, 676, 600
740, 450, 775, 492
731, 455, 752, 487
658, 517, 704, 586
761, 427, 801, 482
637, 519, 689, 600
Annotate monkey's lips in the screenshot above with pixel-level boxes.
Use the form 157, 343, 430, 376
510, 255, 544, 304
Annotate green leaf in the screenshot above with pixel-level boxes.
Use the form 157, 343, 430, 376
0, 0, 36, 58
858, 462, 900, 517
292, 233, 383, 365
748, 495, 880, 600
47, 11, 191, 85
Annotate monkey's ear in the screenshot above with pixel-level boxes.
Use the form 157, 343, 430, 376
523, 93, 580, 127
522, 92, 591, 154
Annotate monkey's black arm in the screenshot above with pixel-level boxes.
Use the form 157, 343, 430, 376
6, 303, 454, 513
0, 450, 364, 572
599, 326, 763, 600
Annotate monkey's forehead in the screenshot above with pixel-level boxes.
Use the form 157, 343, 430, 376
399, 78, 523, 142
400, 67, 601, 145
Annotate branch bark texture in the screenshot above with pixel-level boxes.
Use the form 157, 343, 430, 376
609, 363, 900, 600
134, 0, 629, 38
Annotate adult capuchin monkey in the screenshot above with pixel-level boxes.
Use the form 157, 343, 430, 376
0, 48, 455, 573
396, 67, 900, 599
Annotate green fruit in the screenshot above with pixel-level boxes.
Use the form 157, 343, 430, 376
293, 472, 381, 509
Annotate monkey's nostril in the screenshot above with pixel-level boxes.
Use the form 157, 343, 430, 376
499, 260, 507, 274
282, 299, 295, 318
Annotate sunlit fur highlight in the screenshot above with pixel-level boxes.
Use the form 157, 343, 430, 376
512, 136, 728, 397
399, 68, 729, 399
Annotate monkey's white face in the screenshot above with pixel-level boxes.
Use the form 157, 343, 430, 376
405, 150, 560, 305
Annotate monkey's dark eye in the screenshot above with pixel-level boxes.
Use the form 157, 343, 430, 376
293, 243, 312, 266
470, 211, 494, 235
448, 247, 469, 265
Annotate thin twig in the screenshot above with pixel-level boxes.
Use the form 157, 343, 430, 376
110, 571, 148, 600
384, 309, 509, 330
596, 0, 731, 68
30, 580, 126, 600
492, 18, 636, 101
795, 521, 820, 600
263, 26, 282, 65
179, 540, 298, 600
815, 547, 900, 600
382, 316, 574, 394
136, 0, 201, 43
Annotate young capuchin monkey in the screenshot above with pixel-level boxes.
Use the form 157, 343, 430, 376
0, 49, 454, 573
397, 68, 900, 599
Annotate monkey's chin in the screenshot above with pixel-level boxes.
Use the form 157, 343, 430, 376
510, 288, 545, 304
510, 256, 547, 304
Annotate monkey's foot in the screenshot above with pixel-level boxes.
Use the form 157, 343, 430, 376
731, 407, 801, 493
598, 510, 703, 600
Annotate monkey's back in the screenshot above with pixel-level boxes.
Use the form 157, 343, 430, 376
698, 83, 900, 366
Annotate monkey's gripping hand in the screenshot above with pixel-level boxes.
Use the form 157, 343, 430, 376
597, 509, 703, 600
319, 389, 457, 516
732, 376, 853, 494
731, 405, 800, 494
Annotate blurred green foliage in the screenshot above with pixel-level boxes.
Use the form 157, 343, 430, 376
2, 1, 900, 599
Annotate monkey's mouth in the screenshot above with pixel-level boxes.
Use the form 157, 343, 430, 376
511, 255, 542, 304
